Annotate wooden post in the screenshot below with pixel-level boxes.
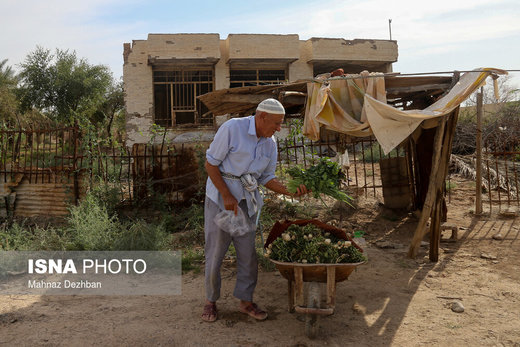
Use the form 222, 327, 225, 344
429, 193, 443, 261
475, 88, 483, 215
429, 109, 459, 261
72, 125, 80, 205
408, 118, 446, 258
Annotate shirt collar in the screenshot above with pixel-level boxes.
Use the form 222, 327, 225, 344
248, 116, 258, 137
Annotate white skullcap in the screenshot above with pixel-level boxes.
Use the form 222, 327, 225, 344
256, 98, 285, 115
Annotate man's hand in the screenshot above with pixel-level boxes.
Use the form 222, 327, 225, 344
291, 184, 310, 198
264, 179, 310, 198
223, 193, 238, 216
205, 160, 238, 215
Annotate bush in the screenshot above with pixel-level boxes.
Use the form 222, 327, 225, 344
88, 179, 122, 216
67, 193, 119, 250
0, 221, 72, 251
114, 220, 171, 251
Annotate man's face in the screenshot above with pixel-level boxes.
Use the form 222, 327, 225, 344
257, 112, 284, 138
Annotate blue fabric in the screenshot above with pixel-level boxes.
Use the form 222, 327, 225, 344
206, 116, 278, 216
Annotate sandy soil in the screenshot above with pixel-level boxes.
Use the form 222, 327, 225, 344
1, 175, 519, 347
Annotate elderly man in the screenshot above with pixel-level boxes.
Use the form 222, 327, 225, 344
201, 98, 308, 322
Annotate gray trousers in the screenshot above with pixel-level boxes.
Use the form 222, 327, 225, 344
204, 197, 258, 302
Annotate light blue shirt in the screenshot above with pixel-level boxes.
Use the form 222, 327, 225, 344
206, 116, 278, 216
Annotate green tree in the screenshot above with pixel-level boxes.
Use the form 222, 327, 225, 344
18, 46, 113, 126
0, 59, 21, 127
91, 79, 125, 141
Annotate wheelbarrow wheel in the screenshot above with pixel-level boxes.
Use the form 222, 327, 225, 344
305, 282, 320, 339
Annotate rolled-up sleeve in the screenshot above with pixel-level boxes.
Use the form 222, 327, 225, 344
258, 142, 278, 186
206, 123, 230, 166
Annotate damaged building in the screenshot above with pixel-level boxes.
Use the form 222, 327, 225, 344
123, 33, 398, 146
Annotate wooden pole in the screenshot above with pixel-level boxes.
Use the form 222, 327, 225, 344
410, 108, 459, 260
475, 88, 483, 215
429, 193, 443, 261
408, 118, 446, 258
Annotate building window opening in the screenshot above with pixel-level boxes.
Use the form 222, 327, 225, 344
229, 69, 286, 88
153, 69, 213, 127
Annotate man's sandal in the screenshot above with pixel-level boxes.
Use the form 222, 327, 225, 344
201, 303, 217, 322
239, 303, 268, 321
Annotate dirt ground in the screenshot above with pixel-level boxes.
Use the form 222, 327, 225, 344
1, 175, 519, 346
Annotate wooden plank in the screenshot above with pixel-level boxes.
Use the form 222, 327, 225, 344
429, 110, 458, 261
385, 76, 452, 89
407, 118, 447, 258
219, 93, 274, 104
386, 83, 451, 95
414, 107, 459, 261
429, 192, 443, 261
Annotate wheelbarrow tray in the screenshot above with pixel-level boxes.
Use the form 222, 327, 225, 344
270, 259, 365, 283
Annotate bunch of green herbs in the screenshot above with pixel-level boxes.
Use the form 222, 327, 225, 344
267, 224, 366, 264
287, 158, 352, 206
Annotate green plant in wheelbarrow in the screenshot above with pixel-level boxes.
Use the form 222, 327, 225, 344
267, 224, 366, 264
287, 158, 352, 207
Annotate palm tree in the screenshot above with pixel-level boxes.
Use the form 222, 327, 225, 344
0, 59, 18, 87
0, 59, 21, 127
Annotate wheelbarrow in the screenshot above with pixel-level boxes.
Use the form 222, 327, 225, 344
264, 219, 366, 338
270, 259, 365, 338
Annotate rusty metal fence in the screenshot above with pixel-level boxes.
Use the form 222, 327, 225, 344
276, 134, 408, 200
1, 126, 416, 217
481, 146, 520, 212
0, 127, 204, 217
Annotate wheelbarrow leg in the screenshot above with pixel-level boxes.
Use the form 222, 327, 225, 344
288, 280, 295, 313
294, 267, 304, 307
326, 266, 336, 313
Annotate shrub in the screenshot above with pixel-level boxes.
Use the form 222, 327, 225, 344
67, 193, 119, 250
114, 220, 171, 251
0, 221, 72, 251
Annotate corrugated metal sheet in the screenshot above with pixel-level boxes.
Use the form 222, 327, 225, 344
1, 175, 85, 218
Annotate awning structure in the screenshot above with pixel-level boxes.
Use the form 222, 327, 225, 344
199, 69, 507, 154
303, 68, 508, 153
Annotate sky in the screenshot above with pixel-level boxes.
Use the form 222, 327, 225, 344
1, 0, 519, 90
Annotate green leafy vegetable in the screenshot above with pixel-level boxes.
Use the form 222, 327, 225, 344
287, 158, 352, 206
267, 224, 366, 264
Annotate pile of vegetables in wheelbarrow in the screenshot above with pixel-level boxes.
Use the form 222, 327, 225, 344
265, 221, 366, 264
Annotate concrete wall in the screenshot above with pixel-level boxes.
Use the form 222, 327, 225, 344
289, 40, 314, 82
124, 39, 154, 145
147, 33, 220, 59
306, 38, 398, 62
226, 34, 299, 61
123, 33, 398, 147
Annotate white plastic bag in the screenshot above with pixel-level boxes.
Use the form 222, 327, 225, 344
214, 208, 254, 236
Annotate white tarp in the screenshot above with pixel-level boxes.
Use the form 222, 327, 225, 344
303, 68, 508, 154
